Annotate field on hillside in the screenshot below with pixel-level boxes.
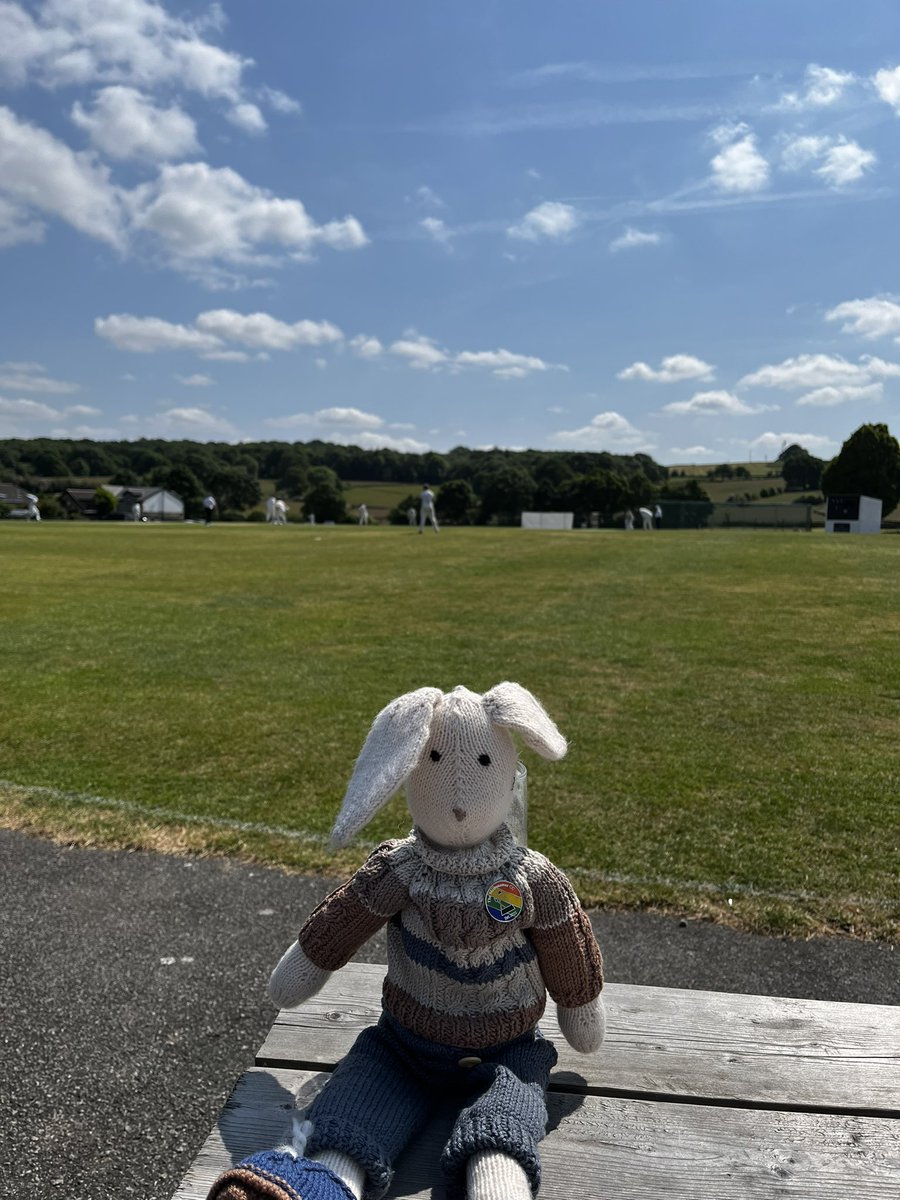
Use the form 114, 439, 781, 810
1, 522, 898, 940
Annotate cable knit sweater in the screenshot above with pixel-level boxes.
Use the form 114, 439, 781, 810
297, 824, 603, 1049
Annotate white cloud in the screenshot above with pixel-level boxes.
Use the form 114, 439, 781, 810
662, 390, 778, 416
795, 383, 882, 407
780, 135, 831, 171
389, 334, 450, 370
350, 334, 383, 358
64, 403, 100, 415
777, 64, 855, 110
710, 126, 769, 192
0, 396, 60, 421
201, 349, 250, 362
313, 407, 383, 429
668, 445, 716, 459
227, 102, 266, 135
156, 406, 238, 438
738, 353, 900, 390
413, 185, 445, 208
825, 296, 900, 341
420, 216, 452, 244
0, 0, 250, 103
609, 226, 661, 252
551, 410, 650, 451
176, 373, 213, 387
95, 313, 223, 354
355, 431, 430, 453
0, 105, 124, 247
749, 431, 838, 456
507, 200, 579, 241
873, 65, 900, 113
0, 194, 44, 246
815, 139, 876, 187
127, 162, 368, 273
70, 85, 200, 161
258, 86, 302, 116
618, 354, 715, 383
194, 309, 343, 349
781, 131, 875, 188
454, 348, 561, 378
0, 362, 79, 393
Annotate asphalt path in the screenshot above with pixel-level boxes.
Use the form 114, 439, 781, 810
1, 828, 897, 1200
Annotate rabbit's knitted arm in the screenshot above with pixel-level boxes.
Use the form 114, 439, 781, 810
269, 840, 408, 1009
526, 853, 605, 1054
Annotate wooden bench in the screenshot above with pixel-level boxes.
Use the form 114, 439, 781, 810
173, 960, 900, 1199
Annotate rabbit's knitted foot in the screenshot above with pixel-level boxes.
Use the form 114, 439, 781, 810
466, 1149, 533, 1200
206, 1151, 358, 1200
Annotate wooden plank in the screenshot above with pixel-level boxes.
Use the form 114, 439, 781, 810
256, 962, 900, 1116
171, 1066, 900, 1200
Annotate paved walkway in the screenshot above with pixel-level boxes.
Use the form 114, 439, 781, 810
1, 828, 896, 1200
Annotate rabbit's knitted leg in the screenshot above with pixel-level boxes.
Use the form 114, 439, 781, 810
466, 1149, 532, 1200
312, 1150, 366, 1199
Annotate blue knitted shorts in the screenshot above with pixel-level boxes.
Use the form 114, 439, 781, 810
304, 1011, 558, 1200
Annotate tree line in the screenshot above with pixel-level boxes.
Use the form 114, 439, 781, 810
1, 422, 897, 522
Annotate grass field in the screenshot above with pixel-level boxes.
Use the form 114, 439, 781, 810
1, 522, 898, 941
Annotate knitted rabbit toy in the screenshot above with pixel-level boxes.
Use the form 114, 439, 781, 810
209, 683, 604, 1200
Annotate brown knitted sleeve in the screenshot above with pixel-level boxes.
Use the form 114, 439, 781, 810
526, 853, 604, 1008
297, 840, 408, 972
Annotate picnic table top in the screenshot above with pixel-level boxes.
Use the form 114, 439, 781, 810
174, 961, 900, 1200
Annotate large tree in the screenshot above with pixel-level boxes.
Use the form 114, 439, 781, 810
821, 424, 900, 516
302, 466, 346, 522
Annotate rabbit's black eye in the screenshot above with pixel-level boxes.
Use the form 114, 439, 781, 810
478, 753, 491, 766
430, 749, 442, 762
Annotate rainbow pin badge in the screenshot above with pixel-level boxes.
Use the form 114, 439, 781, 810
484, 880, 524, 923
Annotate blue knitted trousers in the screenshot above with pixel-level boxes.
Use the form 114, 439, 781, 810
305, 1012, 558, 1200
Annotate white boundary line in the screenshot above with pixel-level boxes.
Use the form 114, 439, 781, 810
1, 778, 893, 910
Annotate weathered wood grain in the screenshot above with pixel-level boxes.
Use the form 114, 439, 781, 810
171, 1066, 900, 1200
255, 962, 900, 1115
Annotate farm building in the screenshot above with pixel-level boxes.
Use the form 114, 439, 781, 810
0, 482, 31, 509
57, 485, 184, 520
105, 485, 184, 521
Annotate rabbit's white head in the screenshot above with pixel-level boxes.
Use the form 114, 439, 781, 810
331, 682, 567, 849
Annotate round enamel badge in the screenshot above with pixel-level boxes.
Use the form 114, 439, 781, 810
484, 880, 524, 923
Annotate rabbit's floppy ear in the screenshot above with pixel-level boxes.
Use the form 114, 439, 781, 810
330, 687, 443, 847
482, 682, 567, 760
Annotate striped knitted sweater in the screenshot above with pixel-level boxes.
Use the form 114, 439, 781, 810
297, 824, 603, 1049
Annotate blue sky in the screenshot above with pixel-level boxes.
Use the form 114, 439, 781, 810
3, 0, 900, 464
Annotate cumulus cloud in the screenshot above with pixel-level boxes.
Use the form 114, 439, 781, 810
709, 124, 769, 192
420, 216, 452, 244
1, 108, 366, 282
749, 430, 838, 456
781, 135, 876, 187
95, 313, 224, 353
127, 162, 368, 273
507, 200, 579, 241
609, 226, 661, 253
176, 373, 213, 387
350, 334, 383, 358
662, 390, 778, 416
618, 354, 715, 383
825, 296, 900, 341
155, 406, 239, 438
389, 334, 450, 371
0, 105, 125, 247
795, 383, 883, 407
550, 411, 651, 451
70, 85, 200, 161
776, 64, 855, 110
0, 396, 61, 421
738, 353, 900, 391
194, 309, 343, 349
0, 361, 79, 394
873, 65, 900, 114
0, 0, 251, 106
454, 348, 562, 379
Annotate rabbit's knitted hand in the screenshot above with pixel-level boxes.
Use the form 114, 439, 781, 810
269, 941, 332, 1009
557, 994, 605, 1053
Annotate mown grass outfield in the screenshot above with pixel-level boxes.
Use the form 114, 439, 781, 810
1, 522, 898, 941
